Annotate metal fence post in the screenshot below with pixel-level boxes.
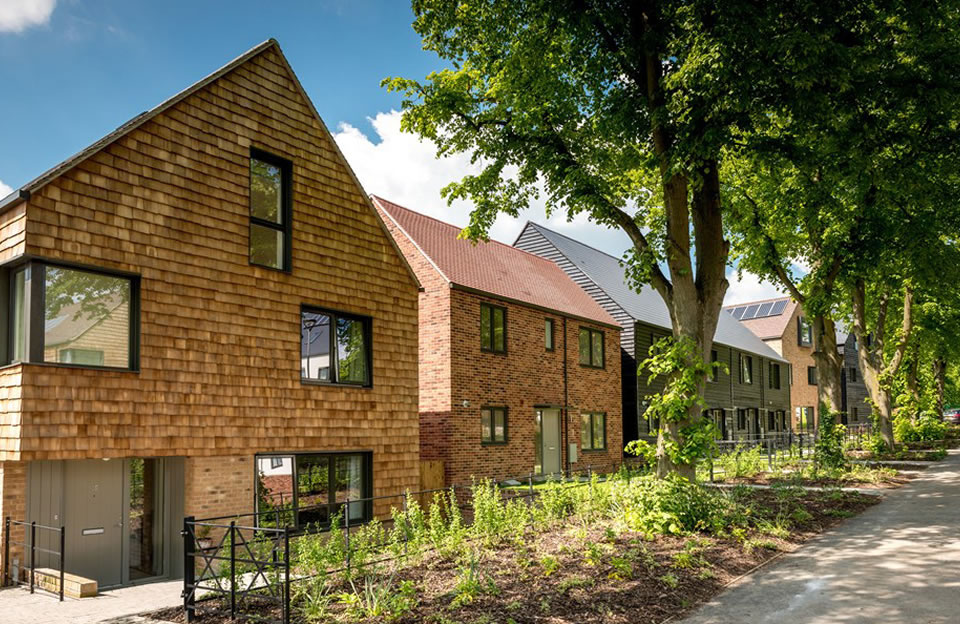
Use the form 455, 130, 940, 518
182, 516, 196, 623
767, 439, 773, 470
58, 526, 65, 602
528, 472, 534, 498
283, 527, 291, 624
229, 521, 236, 619
29, 521, 35, 594
344, 501, 351, 574
709, 447, 714, 483
2, 517, 9, 588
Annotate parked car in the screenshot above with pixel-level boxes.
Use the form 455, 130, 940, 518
944, 408, 960, 425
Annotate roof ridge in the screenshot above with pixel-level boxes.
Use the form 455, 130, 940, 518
372, 195, 569, 269
525, 221, 626, 263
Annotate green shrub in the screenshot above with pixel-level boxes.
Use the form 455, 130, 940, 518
894, 413, 946, 443
815, 409, 847, 470
715, 445, 767, 478
612, 475, 725, 537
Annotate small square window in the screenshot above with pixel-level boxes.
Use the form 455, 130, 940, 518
301, 307, 372, 386
481, 407, 508, 444
579, 328, 604, 368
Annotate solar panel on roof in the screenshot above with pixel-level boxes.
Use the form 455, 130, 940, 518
757, 302, 773, 317
771, 300, 788, 315
732, 307, 746, 319
742, 304, 761, 320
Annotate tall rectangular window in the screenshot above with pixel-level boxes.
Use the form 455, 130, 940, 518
250, 149, 292, 271
769, 362, 781, 389
808, 366, 818, 385
544, 318, 555, 351
740, 355, 753, 384
850, 367, 858, 383
43, 265, 133, 369
579, 328, 604, 368
481, 407, 507, 444
480, 303, 506, 353
10, 268, 26, 362
301, 307, 372, 386
581, 412, 606, 450
709, 350, 719, 382
797, 316, 813, 346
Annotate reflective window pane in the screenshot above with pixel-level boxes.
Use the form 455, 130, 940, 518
494, 410, 506, 441
480, 306, 491, 349
591, 332, 603, 367
335, 455, 364, 521
492, 307, 505, 351
256, 456, 295, 528
250, 158, 283, 224
579, 329, 590, 364
250, 223, 284, 269
545, 319, 554, 350
581, 413, 591, 449
296, 455, 330, 528
336, 317, 368, 384
11, 269, 26, 361
44, 266, 131, 368
301, 312, 331, 381
481, 409, 492, 441
593, 414, 605, 449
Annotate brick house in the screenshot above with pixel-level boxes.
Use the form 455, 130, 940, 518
514, 223, 791, 444
373, 197, 623, 487
725, 297, 871, 430
0, 40, 421, 588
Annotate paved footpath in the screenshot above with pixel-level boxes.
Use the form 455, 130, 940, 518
679, 449, 960, 624
0, 579, 181, 624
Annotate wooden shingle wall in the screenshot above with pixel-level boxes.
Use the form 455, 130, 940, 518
4, 47, 420, 497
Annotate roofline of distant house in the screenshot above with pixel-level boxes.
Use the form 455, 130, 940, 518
450, 283, 622, 331
519, 221, 789, 363
723, 295, 795, 309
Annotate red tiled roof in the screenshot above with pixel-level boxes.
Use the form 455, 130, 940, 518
373, 196, 619, 328
723, 297, 798, 340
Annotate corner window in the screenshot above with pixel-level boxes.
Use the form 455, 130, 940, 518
740, 355, 753, 384
797, 316, 813, 346
250, 149, 292, 271
544, 318, 555, 351
768, 362, 781, 389
481, 407, 507, 444
581, 412, 606, 450
579, 328, 604, 368
709, 350, 719, 382
255, 452, 371, 529
807, 366, 818, 386
480, 303, 506, 353
301, 307, 372, 386
8, 262, 138, 370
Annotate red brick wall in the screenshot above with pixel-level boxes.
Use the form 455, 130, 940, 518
445, 290, 622, 485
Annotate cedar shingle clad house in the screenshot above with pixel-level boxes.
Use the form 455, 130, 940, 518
514, 223, 791, 444
0, 40, 421, 588
725, 297, 871, 430
373, 197, 623, 487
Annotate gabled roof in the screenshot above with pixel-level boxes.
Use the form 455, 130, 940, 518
0, 39, 421, 289
723, 297, 798, 340
516, 222, 786, 362
373, 196, 620, 329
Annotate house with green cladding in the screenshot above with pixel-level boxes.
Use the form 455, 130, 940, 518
515, 222, 791, 445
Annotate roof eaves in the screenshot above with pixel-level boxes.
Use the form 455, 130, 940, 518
371, 196, 451, 288
449, 282, 622, 331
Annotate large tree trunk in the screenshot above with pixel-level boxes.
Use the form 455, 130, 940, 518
933, 357, 947, 415
812, 315, 844, 416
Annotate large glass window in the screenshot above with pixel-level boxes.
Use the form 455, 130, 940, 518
256, 452, 371, 529
10, 268, 26, 362
740, 355, 753, 384
480, 303, 506, 352
250, 150, 291, 271
43, 266, 132, 368
581, 412, 606, 450
579, 328, 604, 368
301, 308, 372, 386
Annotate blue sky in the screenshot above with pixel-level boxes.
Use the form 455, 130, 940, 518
0, 0, 785, 304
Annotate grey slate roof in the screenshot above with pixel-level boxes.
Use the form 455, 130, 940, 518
517, 222, 787, 363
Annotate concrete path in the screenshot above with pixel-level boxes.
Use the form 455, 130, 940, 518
678, 450, 960, 624
0, 579, 181, 624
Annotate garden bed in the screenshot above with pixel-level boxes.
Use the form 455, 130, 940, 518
719, 471, 915, 490
847, 449, 948, 462
151, 486, 878, 624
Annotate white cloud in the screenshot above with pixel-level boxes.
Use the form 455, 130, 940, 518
724, 269, 786, 305
332, 110, 631, 253
0, 179, 12, 198
0, 0, 56, 33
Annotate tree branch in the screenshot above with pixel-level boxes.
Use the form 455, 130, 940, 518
883, 283, 914, 377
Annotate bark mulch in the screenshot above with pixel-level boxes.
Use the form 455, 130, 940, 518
150, 490, 878, 624
721, 471, 916, 490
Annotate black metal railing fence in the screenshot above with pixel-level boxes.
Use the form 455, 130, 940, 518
2, 517, 66, 601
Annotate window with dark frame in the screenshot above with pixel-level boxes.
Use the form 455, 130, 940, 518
769, 362, 781, 389
797, 316, 814, 346
737, 409, 747, 430
580, 412, 606, 450
808, 366, 818, 385
249, 149, 292, 271
544, 318, 555, 351
301, 307, 372, 386
480, 303, 507, 353
740, 354, 753, 384
8, 261, 138, 370
709, 350, 719, 382
578, 327, 604, 367
481, 407, 508, 444
255, 452, 371, 529
850, 367, 858, 383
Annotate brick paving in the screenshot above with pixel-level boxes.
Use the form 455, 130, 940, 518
0, 579, 181, 624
